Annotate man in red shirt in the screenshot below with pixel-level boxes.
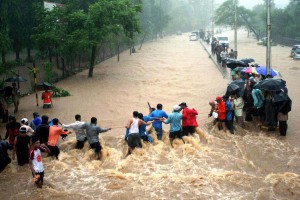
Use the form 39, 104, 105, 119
179, 102, 198, 136
42, 89, 52, 109
216, 96, 227, 133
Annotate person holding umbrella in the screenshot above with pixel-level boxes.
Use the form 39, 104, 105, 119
11, 83, 20, 113
42, 87, 52, 108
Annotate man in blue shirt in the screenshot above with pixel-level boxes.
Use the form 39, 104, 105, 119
163, 105, 183, 147
223, 96, 234, 134
148, 104, 168, 140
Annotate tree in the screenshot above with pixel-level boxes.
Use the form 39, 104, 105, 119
0, 0, 10, 63
86, 0, 141, 77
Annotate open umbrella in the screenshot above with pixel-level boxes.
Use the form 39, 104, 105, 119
242, 67, 258, 74
234, 67, 246, 72
231, 79, 245, 89
226, 83, 240, 95
254, 78, 286, 91
256, 66, 278, 77
35, 82, 56, 91
240, 58, 255, 65
273, 91, 290, 103
226, 59, 248, 69
5, 76, 27, 82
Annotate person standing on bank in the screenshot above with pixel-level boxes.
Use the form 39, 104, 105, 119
85, 117, 111, 160
179, 102, 198, 136
63, 114, 87, 149
11, 83, 20, 113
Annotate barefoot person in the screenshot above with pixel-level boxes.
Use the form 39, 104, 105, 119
63, 114, 87, 149
216, 96, 227, 133
125, 111, 152, 157
85, 117, 111, 160
29, 136, 50, 188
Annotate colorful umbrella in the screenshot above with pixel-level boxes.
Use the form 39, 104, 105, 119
256, 66, 278, 77
242, 67, 258, 74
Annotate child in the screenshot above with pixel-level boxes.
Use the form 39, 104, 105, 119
13, 127, 31, 166
29, 136, 50, 188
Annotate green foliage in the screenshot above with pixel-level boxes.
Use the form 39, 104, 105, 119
52, 87, 71, 97
44, 61, 53, 82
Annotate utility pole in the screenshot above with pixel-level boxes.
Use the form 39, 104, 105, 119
211, 0, 214, 39
266, 0, 271, 76
234, 0, 238, 59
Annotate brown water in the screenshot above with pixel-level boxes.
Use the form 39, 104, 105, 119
0, 30, 299, 200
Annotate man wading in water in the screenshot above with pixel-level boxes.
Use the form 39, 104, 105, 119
125, 111, 152, 157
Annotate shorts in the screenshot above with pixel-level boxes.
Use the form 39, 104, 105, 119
76, 138, 87, 149
90, 142, 102, 153
169, 130, 182, 139
47, 145, 60, 159
127, 133, 142, 149
32, 171, 44, 184
43, 104, 51, 108
218, 119, 226, 122
182, 126, 196, 136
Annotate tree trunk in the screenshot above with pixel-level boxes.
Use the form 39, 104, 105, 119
139, 34, 146, 50
15, 50, 20, 61
56, 53, 60, 69
27, 48, 31, 60
61, 57, 65, 78
48, 47, 53, 63
88, 45, 96, 78
117, 44, 120, 62
1, 51, 6, 64
78, 55, 81, 69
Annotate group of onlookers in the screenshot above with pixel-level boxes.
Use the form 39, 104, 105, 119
209, 74, 291, 136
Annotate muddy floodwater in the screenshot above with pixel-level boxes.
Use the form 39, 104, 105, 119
0, 30, 299, 199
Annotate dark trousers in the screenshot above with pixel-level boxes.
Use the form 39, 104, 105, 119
279, 121, 288, 136
226, 120, 234, 134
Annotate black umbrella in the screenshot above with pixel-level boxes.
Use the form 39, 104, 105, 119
273, 91, 290, 103
226, 83, 240, 95
254, 78, 286, 91
231, 79, 245, 89
240, 58, 255, 64
5, 76, 27, 82
234, 67, 247, 72
35, 82, 56, 91
226, 59, 248, 69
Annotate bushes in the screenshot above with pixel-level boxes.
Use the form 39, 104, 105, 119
52, 87, 71, 97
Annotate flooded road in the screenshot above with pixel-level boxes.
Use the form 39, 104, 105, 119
0, 30, 299, 200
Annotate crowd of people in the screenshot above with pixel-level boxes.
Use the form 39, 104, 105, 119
0, 112, 113, 188
124, 102, 199, 155
0, 101, 203, 187
208, 72, 291, 136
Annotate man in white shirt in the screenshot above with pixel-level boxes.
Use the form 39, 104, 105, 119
220, 49, 228, 67
62, 114, 87, 149
20, 118, 35, 136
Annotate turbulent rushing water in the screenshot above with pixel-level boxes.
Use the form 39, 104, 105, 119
0, 30, 299, 200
